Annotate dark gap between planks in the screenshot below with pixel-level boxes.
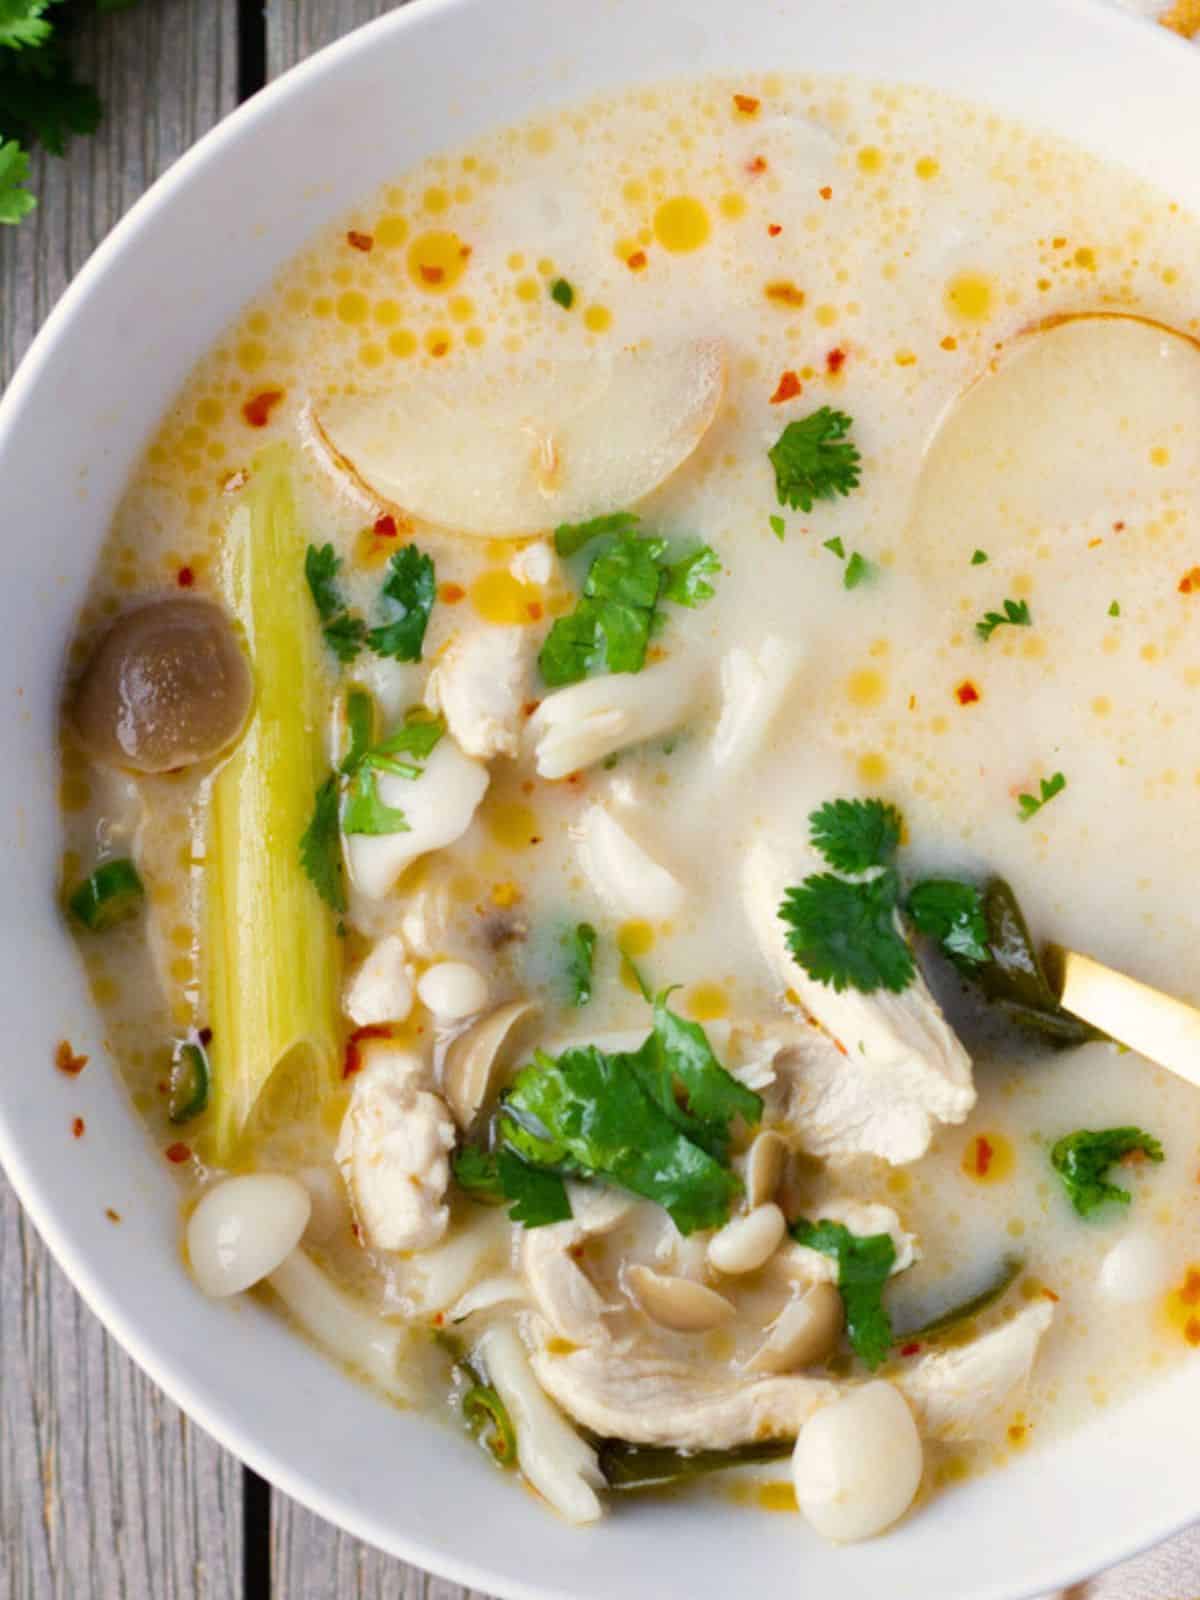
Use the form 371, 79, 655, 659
235, 6, 271, 1583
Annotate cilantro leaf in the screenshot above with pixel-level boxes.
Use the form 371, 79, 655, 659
338, 700, 444, 836
341, 767, 410, 836
768, 406, 862, 513
971, 549, 989, 565
661, 545, 721, 607
365, 713, 444, 773
501, 1045, 743, 1235
1050, 1127, 1163, 1217
564, 922, 597, 1006
769, 514, 786, 541
0, 1, 55, 53
843, 551, 872, 590
453, 1145, 572, 1228
0, 57, 100, 157
0, 136, 33, 222
554, 510, 641, 558
779, 869, 915, 994
809, 797, 901, 873
368, 545, 436, 661
323, 613, 368, 663
306, 542, 367, 663
907, 878, 990, 968
538, 605, 603, 686
1108, 600, 1121, 618
823, 536, 845, 560
585, 534, 665, 609
1017, 772, 1066, 821
549, 277, 574, 309
976, 597, 1032, 642
790, 1218, 896, 1369
299, 775, 345, 913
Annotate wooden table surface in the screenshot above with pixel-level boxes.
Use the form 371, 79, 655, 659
0, 3, 489, 1593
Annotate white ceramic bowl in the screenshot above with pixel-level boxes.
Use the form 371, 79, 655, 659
2, 2, 1198, 1595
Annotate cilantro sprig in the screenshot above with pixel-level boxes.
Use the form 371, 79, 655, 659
906, 879, 990, 968
563, 921, 597, 1006
768, 406, 861, 513
1017, 772, 1066, 821
476, 993, 761, 1235
790, 1218, 896, 1369
306, 544, 367, 663
1050, 1127, 1163, 1217
306, 542, 435, 666
299, 775, 345, 914
452, 1145, 572, 1228
976, 597, 1032, 642
809, 797, 902, 874
539, 515, 721, 687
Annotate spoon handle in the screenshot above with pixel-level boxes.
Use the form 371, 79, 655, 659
1045, 945, 1200, 1089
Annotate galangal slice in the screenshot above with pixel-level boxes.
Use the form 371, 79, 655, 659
312, 337, 726, 536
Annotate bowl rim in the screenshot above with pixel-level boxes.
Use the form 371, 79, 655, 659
3, 1, 1200, 1594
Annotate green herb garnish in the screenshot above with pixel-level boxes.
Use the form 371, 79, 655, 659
906, 878, 990, 968
452, 1145, 572, 1228
462, 1384, 518, 1467
1050, 1127, 1163, 1217
779, 871, 914, 995
768, 406, 862, 513
971, 549, 989, 565
822, 536, 845, 560
790, 1218, 896, 1369
564, 921, 597, 1006
598, 1438, 792, 1492
67, 858, 144, 931
769, 514, 786, 541
338, 697, 445, 837
554, 510, 641, 559
976, 597, 1032, 642
0, 138, 33, 223
1108, 600, 1121, 618
299, 775, 346, 912
892, 1255, 1023, 1342
661, 544, 721, 607
168, 1041, 211, 1125
809, 797, 901, 873
368, 545, 436, 662
549, 277, 575, 309
1017, 771, 1066, 821
843, 551, 872, 590
305, 543, 367, 663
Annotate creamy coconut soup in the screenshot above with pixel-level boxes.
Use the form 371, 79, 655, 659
58, 74, 1200, 1539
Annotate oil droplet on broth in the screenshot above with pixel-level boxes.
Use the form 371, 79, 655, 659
408, 230, 469, 293
961, 1132, 1016, 1184
685, 982, 729, 1021
653, 196, 711, 253
945, 271, 996, 322
485, 800, 541, 851
469, 571, 543, 625
846, 667, 886, 708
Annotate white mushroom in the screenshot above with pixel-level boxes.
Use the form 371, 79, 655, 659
269, 1248, 417, 1402
509, 540, 556, 586
344, 735, 489, 901
334, 1043, 456, 1253
745, 1282, 844, 1375
743, 839, 976, 1164
296, 1165, 351, 1245
313, 338, 726, 538
741, 1129, 788, 1208
528, 657, 702, 779
572, 804, 686, 922
710, 635, 802, 772
792, 1381, 923, 1542
521, 1186, 634, 1346
475, 1321, 605, 1525
707, 1204, 787, 1276
398, 861, 456, 959
343, 934, 414, 1027
417, 960, 490, 1022
425, 626, 534, 760
897, 1300, 1055, 1443
447, 1274, 529, 1323
441, 999, 539, 1131
186, 1174, 311, 1298
625, 1265, 736, 1332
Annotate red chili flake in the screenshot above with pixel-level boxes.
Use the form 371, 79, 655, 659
765, 224, 783, 240
770, 370, 803, 405
1181, 1270, 1200, 1305
973, 1135, 994, 1177
419, 264, 445, 285
55, 1040, 88, 1076
832, 1038, 848, 1058
1186, 1317, 1200, 1348
176, 565, 195, 589
566, 771, 584, 786
343, 1023, 392, 1079
956, 680, 981, 706
746, 156, 768, 176
373, 513, 398, 539
105, 1208, 121, 1224
438, 581, 466, 604
346, 229, 374, 253
526, 601, 544, 621
1121, 1146, 1149, 1166
522, 699, 542, 718
429, 339, 449, 358
351, 1221, 362, 1242
733, 93, 761, 116
826, 347, 847, 374
818, 185, 833, 200
626, 250, 647, 272
940, 335, 958, 352
764, 280, 805, 308
1113, 521, 1126, 532
71, 1117, 85, 1139
432, 1311, 445, 1327
568, 1244, 586, 1261
198, 1026, 213, 1046
165, 1141, 191, 1164
1042, 1286, 1061, 1303
1179, 566, 1200, 594
459, 244, 472, 260
1007, 1422, 1027, 1444
900, 1342, 922, 1358
242, 389, 285, 428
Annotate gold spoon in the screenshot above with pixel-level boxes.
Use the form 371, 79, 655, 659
1044, 945, 1200, 1089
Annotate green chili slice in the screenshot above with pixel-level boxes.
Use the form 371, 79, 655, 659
463, 1384, 517, 1468
169, 1042, 211, 1125
68, 858, 145, 931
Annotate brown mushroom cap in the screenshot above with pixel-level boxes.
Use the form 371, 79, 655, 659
71, 597, 253, 773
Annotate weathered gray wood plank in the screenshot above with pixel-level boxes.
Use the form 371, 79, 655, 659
0, 3, 242, 1598
265, 1, 487, 1591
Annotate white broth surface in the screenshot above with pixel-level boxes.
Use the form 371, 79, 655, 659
60, 74, 1200, 1531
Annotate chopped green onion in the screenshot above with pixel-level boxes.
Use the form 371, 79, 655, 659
549, 277, 575, 309
463, 1384, 517, 1467
597, 1438, 792, 1491
169, 1042, 211, 1125
68, 859, 145, 931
